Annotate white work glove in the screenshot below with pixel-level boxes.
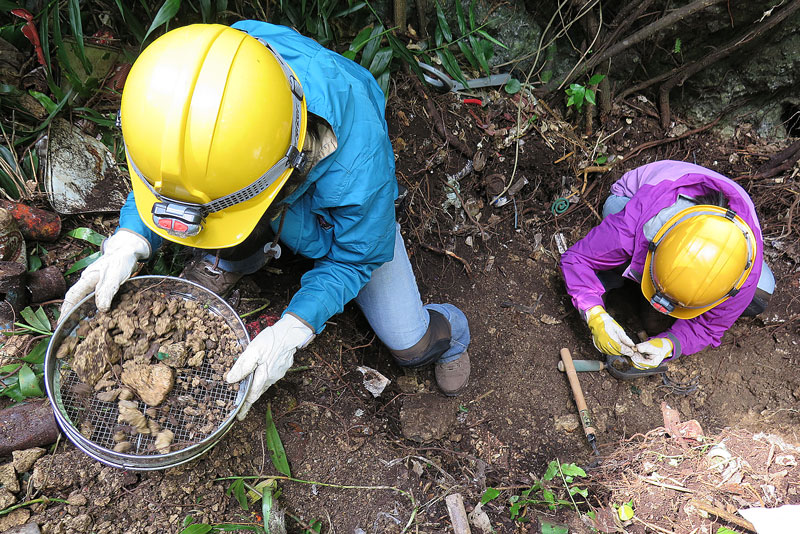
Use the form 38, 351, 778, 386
226, 314, 315, 420
632, 337, 673, 369
60, 229, 151, 320
584, 305, 636, 357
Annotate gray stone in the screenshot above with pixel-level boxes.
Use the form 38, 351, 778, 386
0, 510, 30, 533
0, 464, 18, 493
0, 522, 41, 534
400, 392, 457, 443
0, 488, 17, 510
12, 448, 45, 474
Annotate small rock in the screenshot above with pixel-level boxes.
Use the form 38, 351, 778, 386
12, 448, 46, 474
66, 492, 87, 507
395, 375, 420, 394
554, 414, 580, 433
640, 387, 654, 407
0, 522, 42, 534
539, 314, 561, 325
0, 463, 19, 493
0, 488, 17, 509
0, 509, 31, 531
400, 393, 456, 443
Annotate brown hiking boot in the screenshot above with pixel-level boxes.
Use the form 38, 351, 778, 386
435, 351, 470, 396
180, 258, 243, 297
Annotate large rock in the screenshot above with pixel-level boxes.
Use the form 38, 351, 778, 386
400, 392, 457, 443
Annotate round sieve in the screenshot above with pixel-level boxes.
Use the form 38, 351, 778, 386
45, 275, 252, 470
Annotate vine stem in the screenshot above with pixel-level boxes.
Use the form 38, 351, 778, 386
0, 497, 69, 516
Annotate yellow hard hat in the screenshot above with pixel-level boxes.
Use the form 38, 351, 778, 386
641, 205, 755, 319
121, 24, 308, 249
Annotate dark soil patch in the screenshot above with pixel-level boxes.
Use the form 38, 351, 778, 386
5, 73, 799, 534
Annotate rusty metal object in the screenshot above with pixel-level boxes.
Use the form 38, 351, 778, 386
0, 209, 26, 268
40, 118, 131, 214
0, 398, 60, 456
0, 261, 28, 315
27, 265, 66, 303
0, 200, 61, 242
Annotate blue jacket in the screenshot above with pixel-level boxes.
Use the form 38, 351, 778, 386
120, 21, 398, 332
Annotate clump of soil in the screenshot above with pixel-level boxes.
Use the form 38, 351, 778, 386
55, 285, 244, 456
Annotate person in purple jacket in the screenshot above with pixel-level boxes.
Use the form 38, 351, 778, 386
561, 160, 774, 370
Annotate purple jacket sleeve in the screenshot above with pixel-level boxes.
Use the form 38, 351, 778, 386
560, 198, 643, 314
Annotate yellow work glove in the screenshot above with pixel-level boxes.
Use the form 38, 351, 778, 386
585, 305, 636, 357
632, 337, 673, 369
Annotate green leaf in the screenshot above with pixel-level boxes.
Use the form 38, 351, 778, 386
368, 48, 393, 78
114, 0, 146, 44
468, 34, 490, 77
595, 154, 608, 164
262, 484, 273, 534
560, 463, 586, 478
477, 29, 507, 50
434, 0, 453, 42
0, 382, 24, 402
226, 478, 248, 511
346, 26, 374, 57
585, 88, 597, 106
540, 520, 568, 534
182, 514, 194, 527
28, 255, 41, 272
179, 525, 213, 534
588, 73, 605, 85
22, 338, 49, 365
481, 487, 500, 505
142, 0, 182, 45
543, 461, 559, 481
18, 364, 43, 397
504, 78, 521, 95
20, 306, 50, 332
265, 402, 291, 476
64, 250, 101, 275
28, 90, 58, 114
359, 25, 384, 71
716, 528, 739, 534
0, 1, 22, 11
542, 488, 555, 504
68, 0, 92, 74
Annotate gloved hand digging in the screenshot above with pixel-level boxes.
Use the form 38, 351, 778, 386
226, 313, 315, 420
59, 229, 151, 320
585, 305, 636, 357
632, 337, 673, 369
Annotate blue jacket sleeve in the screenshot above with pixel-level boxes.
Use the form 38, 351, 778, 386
283, 181, 397, 332
118, 191, 163, 251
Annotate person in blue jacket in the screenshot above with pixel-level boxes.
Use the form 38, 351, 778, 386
60, 22, 471, 418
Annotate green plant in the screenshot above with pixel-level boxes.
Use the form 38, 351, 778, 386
428, 0, 507, 91
565, 73, 605, 114
277, 0, 367, 46
63, 227, 105, 275
0, 306, 52, 402
482, 460, 589, 522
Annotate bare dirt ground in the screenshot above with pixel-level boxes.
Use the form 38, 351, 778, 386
4, 72, 799, 534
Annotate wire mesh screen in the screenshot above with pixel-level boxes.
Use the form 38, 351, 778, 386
45, 276, 251, 468
54, 355, 239, 454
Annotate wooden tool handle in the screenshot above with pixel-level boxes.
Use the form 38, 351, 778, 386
560, 347, 596, 436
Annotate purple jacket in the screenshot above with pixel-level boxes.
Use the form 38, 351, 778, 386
560, 161, 763, 357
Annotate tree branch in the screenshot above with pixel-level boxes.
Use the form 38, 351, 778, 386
659, 0, 800, 128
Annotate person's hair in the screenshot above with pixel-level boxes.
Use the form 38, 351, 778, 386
694, 190, 729, 209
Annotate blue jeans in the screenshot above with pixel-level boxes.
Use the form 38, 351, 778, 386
355, 224, 470, 363
209, 223, 470, 363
